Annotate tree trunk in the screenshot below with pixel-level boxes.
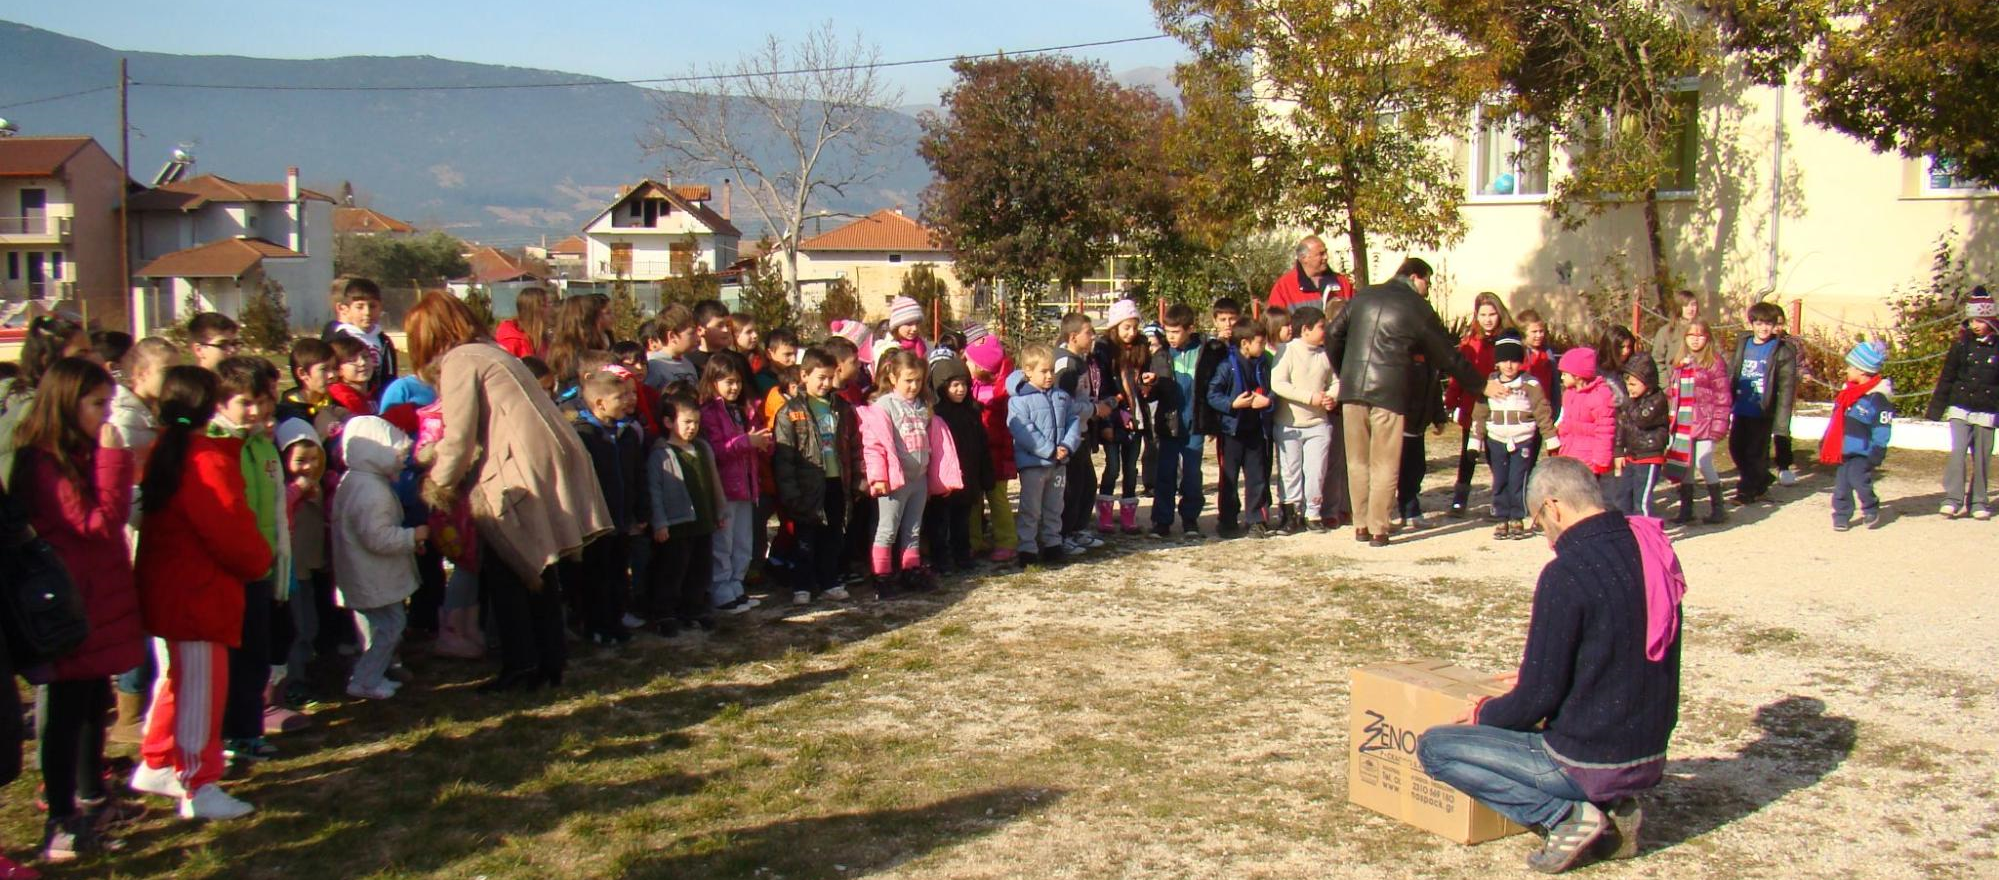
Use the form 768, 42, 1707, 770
1642, 187, 1671, 319
1347, 222, 1371, 288
784, 242, 803, 311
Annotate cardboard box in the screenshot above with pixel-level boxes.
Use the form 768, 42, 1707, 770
1348, 660, 1526, 845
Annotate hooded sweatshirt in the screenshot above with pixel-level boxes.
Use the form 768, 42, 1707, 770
332, 416, 421, 610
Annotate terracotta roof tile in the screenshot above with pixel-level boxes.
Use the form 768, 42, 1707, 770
547, 235, 588, 256
798, 210, 944, 253
0, 137, 95, 178
459, 246, 546, 285
333, 206, 416, 234
135, 238, 306, 279
129, 174, 338, 211
585, 179, 741, 238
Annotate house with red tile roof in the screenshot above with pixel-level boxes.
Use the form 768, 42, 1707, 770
794, 209, 965, 319
581, 180, 740, 281
0, 136, 129, 326
128, 168, 337, 333
333, 206, 416, 236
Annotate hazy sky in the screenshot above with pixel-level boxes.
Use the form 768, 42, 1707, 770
8, 2, 1186, 102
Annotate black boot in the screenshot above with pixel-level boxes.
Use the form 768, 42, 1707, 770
1704, 485, 1728, 524
1277, 503, 1298, 535
1673, 484, 1697, 525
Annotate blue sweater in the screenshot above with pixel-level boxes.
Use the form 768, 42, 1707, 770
1841, 381, 1895, 464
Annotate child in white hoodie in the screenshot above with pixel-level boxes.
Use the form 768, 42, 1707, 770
332, 416, 427, 700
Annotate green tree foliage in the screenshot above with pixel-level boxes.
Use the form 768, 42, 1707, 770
659, 267, 722, 311
1157, 0, 1496, 285
1882, 233, 1980, 416
736, 241, 798, 332
462, 287, 497, 331
239, 278, 293, 352
334, 231, 471, 287
919, 55, 1177, 289
897, 263, 952, 329
807, 278, 864, 334
608, 281, 648, 344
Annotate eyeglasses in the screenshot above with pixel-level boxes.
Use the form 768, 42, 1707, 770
196, 338, 242, 352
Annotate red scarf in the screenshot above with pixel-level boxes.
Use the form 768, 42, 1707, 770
1820, 375, 1882, 466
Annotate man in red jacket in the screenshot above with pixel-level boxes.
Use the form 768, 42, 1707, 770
1267, 235, 1354, 311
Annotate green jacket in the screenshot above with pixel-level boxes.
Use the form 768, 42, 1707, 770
208, 418, 291, 593
770, 392, 860, 524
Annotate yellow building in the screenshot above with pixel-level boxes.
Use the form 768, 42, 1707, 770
793, 209, 970, 320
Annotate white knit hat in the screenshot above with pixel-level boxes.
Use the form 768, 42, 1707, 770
888, 296, 924, 330
1106, 299, 1140, 328
275, 417, 320, 453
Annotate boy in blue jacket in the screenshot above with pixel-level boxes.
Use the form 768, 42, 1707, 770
1205, 323, 1276, 538
1144, 305, 1209, 540
1827, 340, 1894, 531
1006, 344, 1080, 566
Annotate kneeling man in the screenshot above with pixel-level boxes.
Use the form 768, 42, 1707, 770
1418, 456, 1684, 873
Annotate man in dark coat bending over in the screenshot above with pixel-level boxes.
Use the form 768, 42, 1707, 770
1418, 456, 1684, 873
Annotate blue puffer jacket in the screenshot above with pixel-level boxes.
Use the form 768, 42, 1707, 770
1005, 369, 1080, 469
1842, 379, 1895, 465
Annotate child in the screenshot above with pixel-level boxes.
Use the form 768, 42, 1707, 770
12, 358, 145, 857
755, 328, 800, 400
772, 349, 859, 604
1189, 298, 1242, 440
648, 396, 727, 634
887, 296, 929, 358
1096, 301, 1150, 534
1146, 304, 1207, 540
1517, 308, 1561, 418
568, 372, 648, 642
209, 358, 292, 762
132, 366, 272, 821
964, 335, 1018, 560
1006, 344, 1079, 565
688, 299, 732, 376
1206, 322, 1276, 538
276, 420, 330, 701
1612, 352, 1670, 516
276, 338, 339, 425
1446, 292, 1515, 517
522, 356, 556, 400
187, 312, 241, 372
1823, 341, 1894, 531
494, 285, 549, 360
612, 340, 648, 376
1929, 288, 1999, 519
332, 416, 427, 699
1729, 302, 1798, 504
699, 356, 770, 614
1053, 313, 1106, 553
858, 349, 961, 594
926, 352, 993, 572
645, 304, 702, 394
326, 336, 378, 416
322, 277, 398, 402
1665, 320, 1734, 525
103, 336, 176, 745
1272, 305, 1338, 534
1555, 347, 1617, 480
1468, 331, 1558, 539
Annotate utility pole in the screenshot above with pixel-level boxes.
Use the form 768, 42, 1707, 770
117, 58, 131, 333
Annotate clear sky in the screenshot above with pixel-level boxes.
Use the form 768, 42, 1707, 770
7, 2, 1186, 103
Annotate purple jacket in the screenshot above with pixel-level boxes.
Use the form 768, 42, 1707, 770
700, 396, 759, 502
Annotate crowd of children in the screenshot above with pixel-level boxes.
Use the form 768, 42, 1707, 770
0, 272, 1985, 873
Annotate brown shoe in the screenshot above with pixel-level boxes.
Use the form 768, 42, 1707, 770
1354, 528, 1372, 543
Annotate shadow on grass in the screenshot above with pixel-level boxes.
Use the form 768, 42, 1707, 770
1644, 695, 1857, 854
617, 785, 1067, 880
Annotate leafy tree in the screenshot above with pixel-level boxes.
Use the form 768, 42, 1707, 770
897, 263, 952, 330
1157, 0, 1496, 285
334, 230, 471, 287
736, 242, 798, 332
814, 278, 863, 328
919, 55, 1177, 290
239, 278, 293, 352
608, 281, 648, 343
461, 286, 497, 331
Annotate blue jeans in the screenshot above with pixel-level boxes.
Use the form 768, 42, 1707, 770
1832, 456, 1879, 523
1417, 724, 1587, 829
1150, 435, 1206, 529
1485, 439, 1537, 520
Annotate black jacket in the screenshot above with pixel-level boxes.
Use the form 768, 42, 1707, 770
1325, 277, 1485, 415
1927, 334, 1999, 420
572, 412, 648, 532
1615, 352, 1671, 460
1190, 338, 1232, 436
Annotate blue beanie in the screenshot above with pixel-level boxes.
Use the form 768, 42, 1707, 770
1846, 340, 1886, 374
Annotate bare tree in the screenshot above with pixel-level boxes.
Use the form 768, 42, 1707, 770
645, 22, 904, 308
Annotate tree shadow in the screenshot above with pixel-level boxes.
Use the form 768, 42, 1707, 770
1643, 695, 1857, 853
616, 786, 1067, 880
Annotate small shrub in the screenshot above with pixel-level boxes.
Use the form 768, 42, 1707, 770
239, 279, 292, 352
462, 287, 496, 331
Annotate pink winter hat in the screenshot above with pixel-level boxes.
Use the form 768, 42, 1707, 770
1106, 299, 1140, 328
965, 335, 1006, 375
1557, 346, 1599, 380
830, 319, 875, 363
888, 296, 924, 330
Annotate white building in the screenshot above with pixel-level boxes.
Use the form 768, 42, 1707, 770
127, 169, 336, 333
580, 180, 740, 281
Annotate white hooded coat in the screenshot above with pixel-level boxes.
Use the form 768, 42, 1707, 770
332, 416, 419, 610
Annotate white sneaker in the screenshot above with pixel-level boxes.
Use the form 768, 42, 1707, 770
1078, 532, 1106, 549
620, 613, 645, 628
1976, 508, 1993, 521
1778, 468, 1798, 486
791, 590, 811, 606
1942, 503, 1963, 519
179, 784, 253, 820
823, 585, 850, 601
1062, 538, 1086, 555
345, 681, 396, 701
131, 762, 186, 799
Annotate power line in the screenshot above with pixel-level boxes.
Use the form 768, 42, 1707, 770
0, 85, 117, 111
128, 34, 1176, 94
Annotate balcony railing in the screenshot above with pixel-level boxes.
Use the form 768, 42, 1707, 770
0, 280, 75, 301
0, 215, 72, 241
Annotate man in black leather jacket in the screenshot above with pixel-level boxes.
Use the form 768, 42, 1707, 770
1325, 258, 1504, 546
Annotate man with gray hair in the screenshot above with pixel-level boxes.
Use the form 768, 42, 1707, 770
1267, 235, 1354, 310
1416, 456, 1685, 873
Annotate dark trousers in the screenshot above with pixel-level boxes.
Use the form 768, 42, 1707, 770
222, 578, 272, 741
649, 531, 715, 621
1218, 431, 1271, 528
1061, 446, 1096, 534
1832, 457, 1880, 522
1485, 439, 1536, 521
574, 534, 629, 638
1731, 414, 1776, 498
1151, 435, 1206, 529
1774, 433, 1795, 471
0, 653, 19, 787
1098, 434, 1141, 499
1397, 433, 1428, 519
844, 490, 878, 577
923, 490, 975, 568
1452, 424, 1479, 506
796, 479, 849, 593
485, 549, 567, 681
40, 679, 109, 818
1322, 411, 1352, 519
410, 546, 446, 633
310, 566, 354, 656
1614, 462, 1662, 516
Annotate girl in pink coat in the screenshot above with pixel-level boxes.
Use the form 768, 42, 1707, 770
1555, 347, 1618, 477
858, 349, 962, 596
1666, 320, 1734, 524
699, 357, 772, 614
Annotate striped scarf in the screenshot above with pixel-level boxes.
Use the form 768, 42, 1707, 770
1664, 367, 1697, 484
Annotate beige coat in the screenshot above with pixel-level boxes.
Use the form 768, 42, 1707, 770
1271, 341, 1337, 428
428, 341, 611, 583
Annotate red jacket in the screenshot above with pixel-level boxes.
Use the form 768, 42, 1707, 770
135, 434, 274, 645
1446, 334, 1501, 428
328, 382, 376, 417
494, 319, 540, 360
16, 446, 144, 680
1267, 265, 1354, 311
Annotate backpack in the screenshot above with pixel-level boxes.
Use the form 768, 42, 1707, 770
0, 482, 89, 671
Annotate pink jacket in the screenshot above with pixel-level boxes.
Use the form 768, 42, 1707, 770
18, 446, 144, 680
856, 402, 963, 495
701, 396, 760, 502
1668, 358, 1734, 441
1556, 378, 1618, 473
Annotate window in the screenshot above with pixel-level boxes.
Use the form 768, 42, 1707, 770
1924, 157, 1995, 194
628, 202, 642, 218
1657, 88, 1700, 194
888, 254, 903, 264
5, 252, 16, 280
1472, 108, 1549, 197
48, 252, 62, 280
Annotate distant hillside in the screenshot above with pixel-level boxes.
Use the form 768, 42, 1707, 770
0, 20, 932, 243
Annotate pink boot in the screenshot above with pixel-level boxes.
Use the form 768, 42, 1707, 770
433, 607, 485, 659
1096, 497, 1116, 533
1119, 500, 1141, 534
